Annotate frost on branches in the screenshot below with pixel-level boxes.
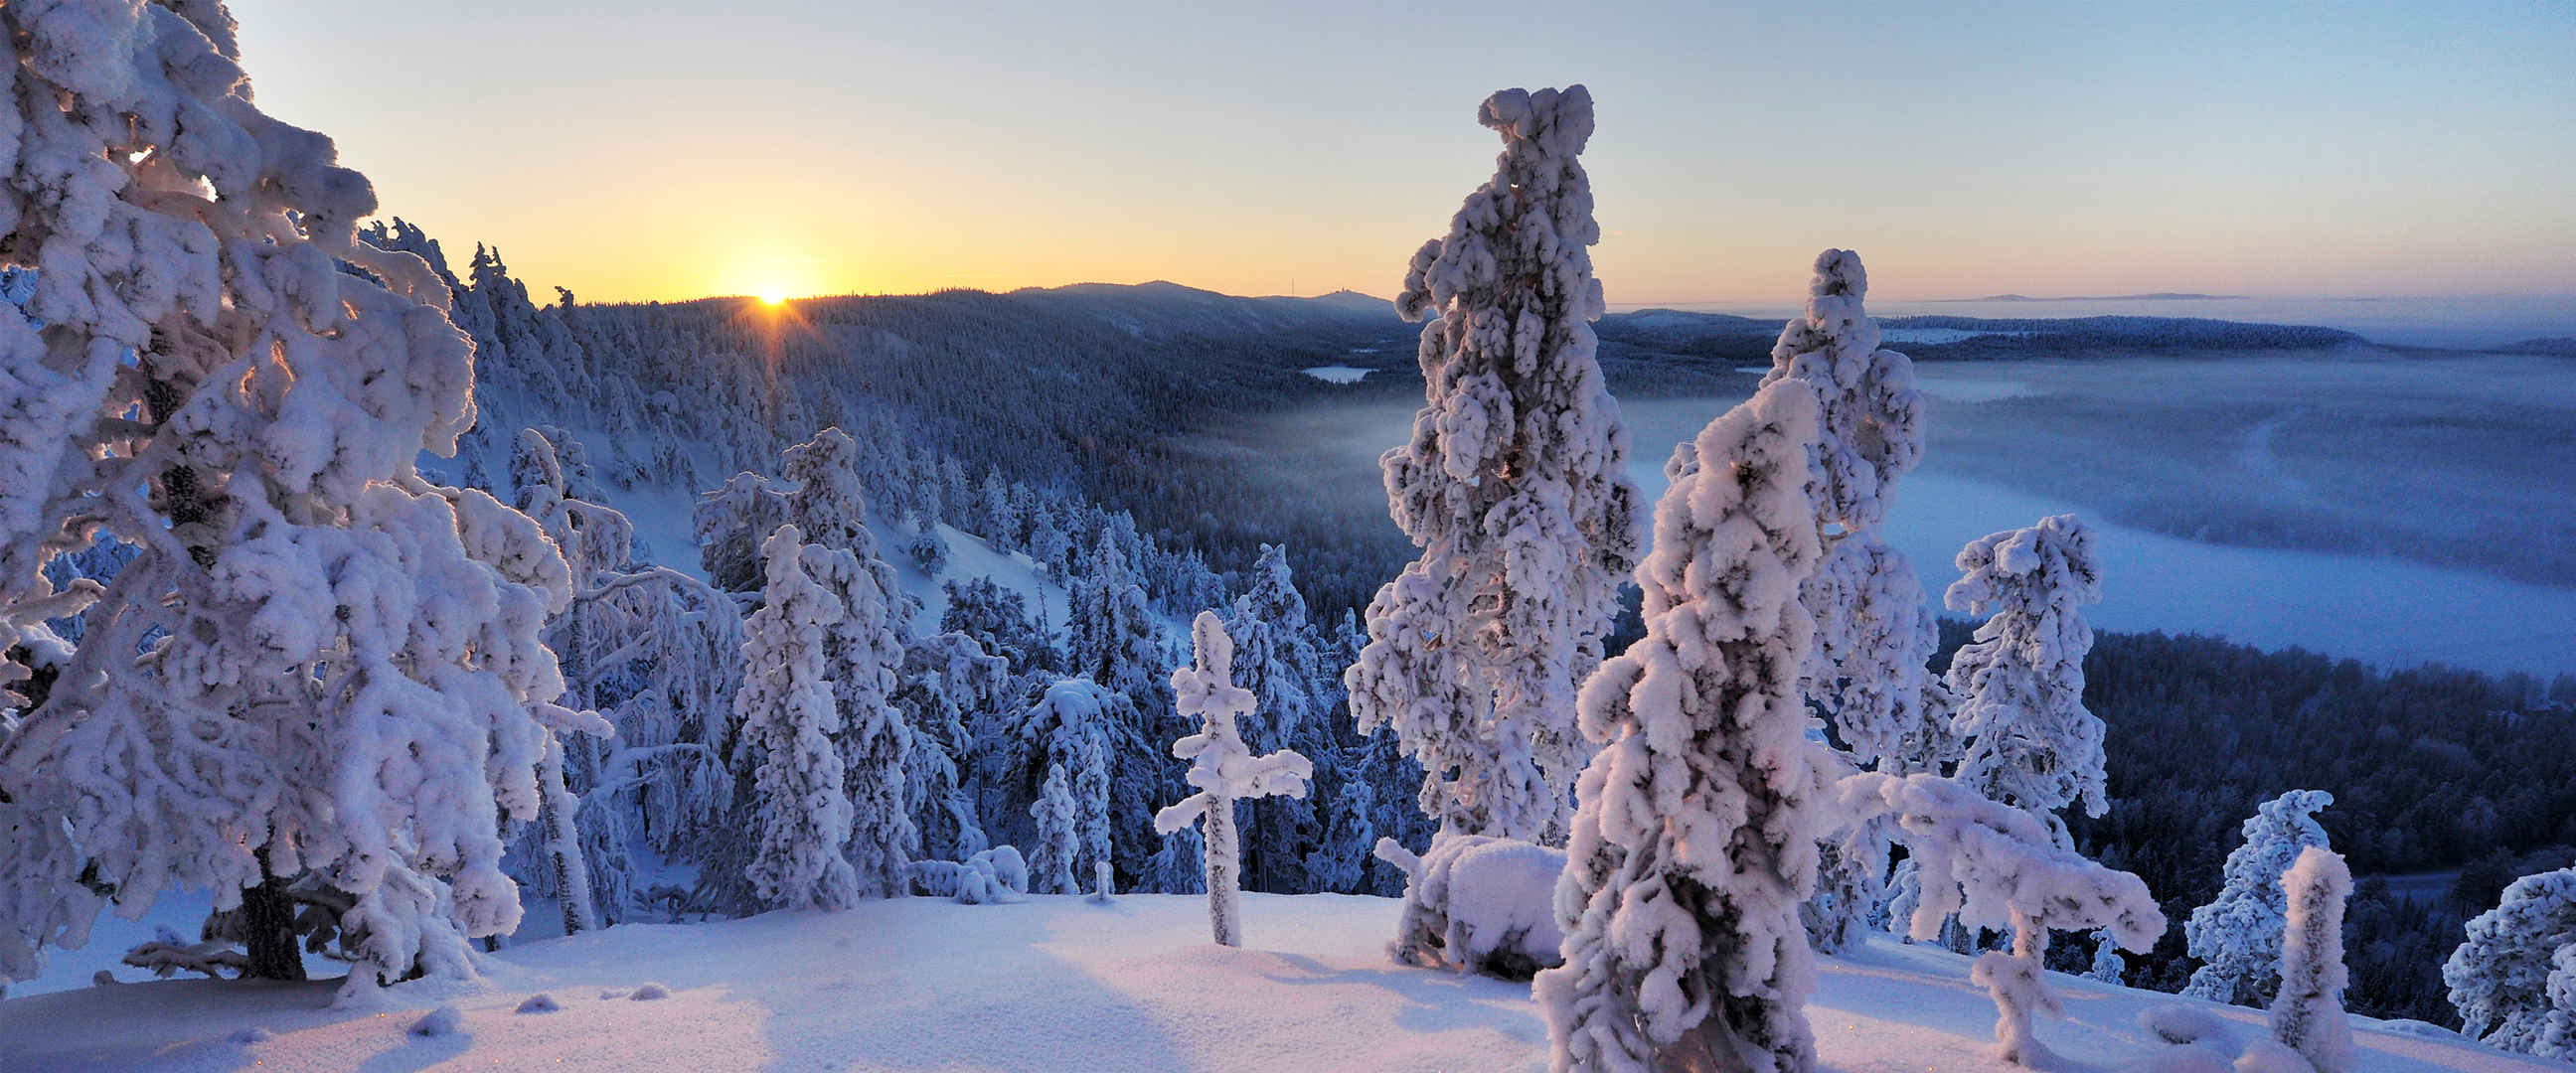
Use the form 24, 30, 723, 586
2182, 789, 2335, 1007
1535, 381, 1828, 1073
2269, 845, 2355, 1073
1154, 612, 1310, 947
738, 526, 859, 912
1013, 679, 1118, 893
0, 0, 596, 1000
1832, 773, 2164, 1066
1758, 250, 1951, 954
1028, 764, 1079, 897
1943, 514, 2106, 840
1348, 83, 1643, 845
2445, 866, 2576, 1059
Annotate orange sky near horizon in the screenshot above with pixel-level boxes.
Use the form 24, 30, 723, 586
233, 2, 2574, 307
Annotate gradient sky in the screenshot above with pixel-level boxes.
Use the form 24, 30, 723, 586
235, 1, 2575, 305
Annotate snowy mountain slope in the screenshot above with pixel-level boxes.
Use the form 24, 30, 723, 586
0, 895, 2538, 1072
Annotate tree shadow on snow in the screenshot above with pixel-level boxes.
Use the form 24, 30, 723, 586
1251, 951, 1548, 1041
732, 902, 1202, 1073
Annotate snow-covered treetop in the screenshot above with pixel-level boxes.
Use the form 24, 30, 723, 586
1944, 513, 2107, 824
1354, 83, 1642, 843
782, 426, 878, 557
1172, 611, 1253, 724
1946, 514, 2103, 623
1761, 249, 1925, 536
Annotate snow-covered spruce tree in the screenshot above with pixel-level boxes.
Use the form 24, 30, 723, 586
2085, 929, 2126, 985
2446, 867, 2576, 1058
1832, 773, 2164, 1067
695, 471, 787, 594
2182, 789, 2335, 1006
781, 426, 917, 635
1306, 771, 1379, 895
1223, 543, 1326, 892
899, 632, 1010, 861
1061, 565, 1170, 890
1155, 613, 1312, 947
2270, 845, 2355, 1073
1758, 252, 1951, 953
0, 0, 599, 1000
1349, 83, 1643, 845
507, 430, 620, 934
1763, 250, 1942, 772
1534, 381, 1827, 1073
1011, 679, 1118, 890
738, 526, 859, 912
1943, 514, 2106, 841
1028, 764, 1079, 896
800, 540, 914, 898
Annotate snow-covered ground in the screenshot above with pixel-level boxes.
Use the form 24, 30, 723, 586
0, 893, 2536, 1071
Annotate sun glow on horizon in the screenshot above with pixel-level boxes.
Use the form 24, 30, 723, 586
756, 289, 787, 306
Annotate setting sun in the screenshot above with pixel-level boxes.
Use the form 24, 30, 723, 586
757, 290, 787, 306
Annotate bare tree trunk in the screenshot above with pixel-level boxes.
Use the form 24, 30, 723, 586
239, 845, 305, 982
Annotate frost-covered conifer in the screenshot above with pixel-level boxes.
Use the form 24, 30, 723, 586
1943, 514, 2106, 839
2085, 929, 2126, 985
1832, 773, 2164, 1066
1028, 765, 1079, 896
782, 426, 916, 634
738, 526, 858, 912
696, 472, 787, 594
899, 633, 1009, 861
2183, 790, 2335, 1006
1765, 250, 1946, 775
801, 542, 913, 898
1224, 544, 1326, 892
2270, 846, 2354, 1073
1306, 773, 1379, 895
1761, 251, 1952, 952
0, 0, 595, 999
1155, 613, 1311, 947
1013, 679, 1118, 888
1536, 381, 1825, 1073
2446, 867, 2576, 1058
1350, 84, 1643, 844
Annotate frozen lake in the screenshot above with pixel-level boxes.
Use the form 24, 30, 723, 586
1615, 294, 2576, 350
1249, 351, 2576, 679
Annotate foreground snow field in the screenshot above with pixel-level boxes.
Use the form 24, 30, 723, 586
0, 893, 2539, 1072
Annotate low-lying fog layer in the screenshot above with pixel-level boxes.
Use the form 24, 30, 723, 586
1246, 351, 2576, 679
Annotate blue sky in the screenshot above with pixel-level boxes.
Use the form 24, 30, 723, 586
236, 1, 2575, 303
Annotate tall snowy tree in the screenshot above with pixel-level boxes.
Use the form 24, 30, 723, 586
2270, 845, 2355, 1073
1155, 613, 1311, 948
1942, 514, 2107, 841
696, 472, 787, 594
1028, 764, 1079, 896
781, 426, 917, 635
2446, 867, 2576, 1059
801, 541, 914, 899
0, 0, 596, 1000
1348, 84, 1643, 845
1755, 251, 1953, 952
1224, 544, 1327, 892
1535, 381, 1828, 1073
1011, 679, 1118, 890
2182, 789, 2335, 1006
898, 633, 1010, 862
738, 526, 859, 912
